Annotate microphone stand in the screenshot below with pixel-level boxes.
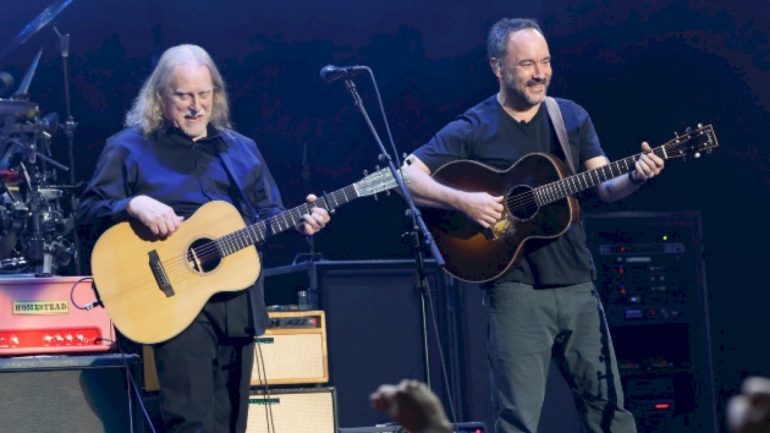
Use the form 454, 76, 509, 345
54, 25, 81, 274
341, 73, 445, 389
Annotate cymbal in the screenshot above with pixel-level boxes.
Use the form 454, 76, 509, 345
0, 99, 38, 119
0, 0, 74, 59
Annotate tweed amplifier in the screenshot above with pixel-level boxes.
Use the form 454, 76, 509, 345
247, 386, 336, 433
143, 309, 328, 391
251, 309, 328, 386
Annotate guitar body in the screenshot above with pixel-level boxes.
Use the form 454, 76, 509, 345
424, 153, 579, 283
91, 201, 260, 344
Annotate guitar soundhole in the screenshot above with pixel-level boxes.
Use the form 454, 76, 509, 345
506, 185, 539, 221
187, 238, 222, 273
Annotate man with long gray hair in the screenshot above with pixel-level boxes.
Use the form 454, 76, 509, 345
77, 44, 330, 433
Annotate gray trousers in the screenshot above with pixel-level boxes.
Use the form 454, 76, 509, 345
485, 281, 637, 433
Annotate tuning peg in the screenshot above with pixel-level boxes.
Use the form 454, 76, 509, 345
385, 190, 391, 196
362, 169, 369, 176
697, 123, 703, 128
674, 131, 679, 137
685, 126, 692, 133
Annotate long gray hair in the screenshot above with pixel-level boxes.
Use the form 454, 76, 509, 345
125, 44, 231, 135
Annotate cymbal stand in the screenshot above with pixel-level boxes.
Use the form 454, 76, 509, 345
54, 25, 80, 274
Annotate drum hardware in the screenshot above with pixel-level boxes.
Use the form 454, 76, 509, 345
0, 99, 39, 120
0, 1, 81, 275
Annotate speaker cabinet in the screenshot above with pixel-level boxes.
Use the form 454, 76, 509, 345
0, 354, 140, 433
264, 260, 456, 428
246, 387, 336, 433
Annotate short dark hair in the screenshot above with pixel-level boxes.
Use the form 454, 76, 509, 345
487, 18, 544, 60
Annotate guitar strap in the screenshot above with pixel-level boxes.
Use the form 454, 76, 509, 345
544, 96, 577, 174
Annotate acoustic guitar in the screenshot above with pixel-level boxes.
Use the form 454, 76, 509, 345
423, 124, 718, 283
91, 167, 401, 344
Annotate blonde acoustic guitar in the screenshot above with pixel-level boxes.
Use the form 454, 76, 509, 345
91, 167, 401, 344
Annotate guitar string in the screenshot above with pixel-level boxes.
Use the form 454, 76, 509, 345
152, 175, 386, 285
145, 184, 358, 284
144, 152, 643, 279
126, 151, 661, 285
153, 201, 322, 277
503, 153, 648, 210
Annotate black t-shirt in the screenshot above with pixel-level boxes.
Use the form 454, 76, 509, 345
414, 95, 605, 286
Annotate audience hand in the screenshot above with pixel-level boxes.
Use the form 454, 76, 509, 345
371, 380, 452, 433
728, 376, 770, 433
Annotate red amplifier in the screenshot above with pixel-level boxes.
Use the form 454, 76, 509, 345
0, 276, 114, 355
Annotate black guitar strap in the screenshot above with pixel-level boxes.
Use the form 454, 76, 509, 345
544, 96, 577, 174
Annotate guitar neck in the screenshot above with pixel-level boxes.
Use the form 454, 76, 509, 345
535, 146, 666, 205
215, 183, 360, 257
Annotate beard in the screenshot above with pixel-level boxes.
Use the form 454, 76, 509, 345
502, 68, 549, 107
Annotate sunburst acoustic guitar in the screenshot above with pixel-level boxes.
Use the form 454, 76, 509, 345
423, 124, 719, 283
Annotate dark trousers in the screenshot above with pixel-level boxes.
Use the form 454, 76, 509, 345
153, 313, 255, 433
485, 281, 637, 433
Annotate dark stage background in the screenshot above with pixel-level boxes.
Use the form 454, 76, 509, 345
2, 0, 768, 430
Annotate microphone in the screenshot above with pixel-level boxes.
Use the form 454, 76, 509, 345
320, 64, 367, 83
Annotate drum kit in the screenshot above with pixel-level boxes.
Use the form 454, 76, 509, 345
0, 0, 78, 275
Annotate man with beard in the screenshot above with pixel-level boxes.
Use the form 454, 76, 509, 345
402, 18, 663, 433
77, 44, 330, 433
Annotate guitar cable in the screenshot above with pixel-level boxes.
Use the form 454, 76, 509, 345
422, 278, 459, 431
95, 336, 157, 433
68, 276, 102, 311
254, 339, 278, 433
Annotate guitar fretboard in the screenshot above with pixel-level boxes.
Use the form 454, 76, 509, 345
533, 146, 666, 206
214, 184, 361, 256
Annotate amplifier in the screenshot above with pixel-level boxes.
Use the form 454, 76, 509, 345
252, 309, 328, 386
0, 276, 114, 355
339, 422, 487, 433
247, 387, 336, 433
143, 309, 328, 391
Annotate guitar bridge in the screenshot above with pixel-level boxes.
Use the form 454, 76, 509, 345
148, 250, 175, 297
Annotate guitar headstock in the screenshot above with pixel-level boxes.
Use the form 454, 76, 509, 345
662, 124, 719, 160
354, 166, 403, 197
